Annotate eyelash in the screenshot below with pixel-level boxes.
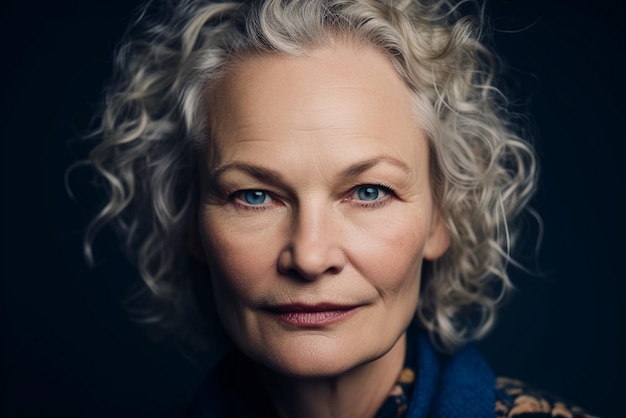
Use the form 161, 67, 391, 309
230, 184, 396, 211
231, 190, 278, 211
346, 184, 395, 208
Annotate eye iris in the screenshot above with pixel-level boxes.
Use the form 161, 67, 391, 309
244, 190, 267, 205
357, 186, 379, 201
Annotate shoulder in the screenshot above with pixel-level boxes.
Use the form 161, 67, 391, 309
495, 377, 598, 418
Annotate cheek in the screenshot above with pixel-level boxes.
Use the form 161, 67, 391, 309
200, 213, 280, 302
348, 209, 429, 291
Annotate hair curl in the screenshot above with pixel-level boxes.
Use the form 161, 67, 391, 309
84, 0, 537, 352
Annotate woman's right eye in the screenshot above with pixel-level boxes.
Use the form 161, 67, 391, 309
234, 190, 274, 206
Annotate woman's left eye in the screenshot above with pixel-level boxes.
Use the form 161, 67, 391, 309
351, 185, 390, 202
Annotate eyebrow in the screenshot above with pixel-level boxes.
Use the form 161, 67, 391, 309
212, 162, 284, 183
339, 156, 411, 178
211, 156, 411, 182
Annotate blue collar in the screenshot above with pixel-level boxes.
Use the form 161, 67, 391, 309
408, 331, 495, 418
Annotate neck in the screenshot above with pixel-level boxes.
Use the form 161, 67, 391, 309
257, 333, 407, 418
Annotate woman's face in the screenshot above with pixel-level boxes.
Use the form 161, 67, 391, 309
199, 43, 450, 377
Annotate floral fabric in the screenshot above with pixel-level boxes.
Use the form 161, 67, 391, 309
376, 367, 416, 418
377, 373, 597, 418
495, 377, 597, 418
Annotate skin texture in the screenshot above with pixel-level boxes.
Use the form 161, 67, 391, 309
199, 42, 450, 418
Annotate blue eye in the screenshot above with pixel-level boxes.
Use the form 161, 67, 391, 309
241, 190, 272, 205
354, 185, 387, 201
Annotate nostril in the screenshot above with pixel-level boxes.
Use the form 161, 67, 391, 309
277, 243, 346, 281
281, 266, 314, 282
325, 265, 342, 275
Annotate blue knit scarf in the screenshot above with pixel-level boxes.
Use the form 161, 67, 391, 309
409, 332, 495, 417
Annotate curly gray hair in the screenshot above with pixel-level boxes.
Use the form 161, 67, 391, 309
85, 0, 537, 352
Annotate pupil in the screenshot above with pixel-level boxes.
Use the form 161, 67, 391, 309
245, 190, 266, 204
358, 186, 379, 201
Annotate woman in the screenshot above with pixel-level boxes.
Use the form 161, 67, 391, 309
85, 0, 595, 416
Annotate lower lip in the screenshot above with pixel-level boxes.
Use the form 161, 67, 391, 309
268, 308, 359, 328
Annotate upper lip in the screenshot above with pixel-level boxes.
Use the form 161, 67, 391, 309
265, 303, 359, 313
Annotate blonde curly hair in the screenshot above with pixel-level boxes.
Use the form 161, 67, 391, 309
85, 0, 537, 352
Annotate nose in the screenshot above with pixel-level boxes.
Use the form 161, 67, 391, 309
278, 203, 347, 281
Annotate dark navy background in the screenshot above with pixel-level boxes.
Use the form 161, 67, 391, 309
1, 0, 624, 417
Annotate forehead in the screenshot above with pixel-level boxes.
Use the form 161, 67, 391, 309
204, 42, 427, 172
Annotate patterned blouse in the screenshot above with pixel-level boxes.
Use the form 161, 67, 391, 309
377, 367, 598, 418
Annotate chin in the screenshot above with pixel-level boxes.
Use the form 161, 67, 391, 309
261, 353, 369, 379
244, 335, 388, 379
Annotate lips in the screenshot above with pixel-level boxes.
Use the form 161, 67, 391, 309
264, 303, 360, 327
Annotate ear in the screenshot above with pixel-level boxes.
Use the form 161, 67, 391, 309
187, 216, 207, 265
423, 209, 450, 260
